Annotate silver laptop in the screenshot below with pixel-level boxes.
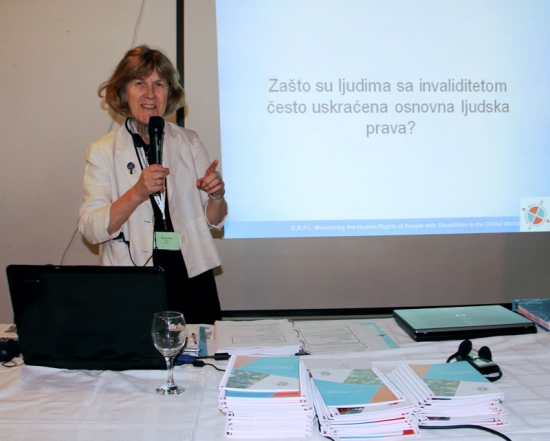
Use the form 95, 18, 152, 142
393, 304, 537, 341
6, 265, 169, 370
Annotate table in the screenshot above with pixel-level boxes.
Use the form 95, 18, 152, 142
1, 318, 550, 440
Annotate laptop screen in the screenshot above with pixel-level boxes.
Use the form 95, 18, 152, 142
6, 265, 169, 370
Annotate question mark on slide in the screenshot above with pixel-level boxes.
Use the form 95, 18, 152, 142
408, 121, 415, 134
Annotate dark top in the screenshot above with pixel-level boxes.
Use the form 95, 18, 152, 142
151, 186, 221, 325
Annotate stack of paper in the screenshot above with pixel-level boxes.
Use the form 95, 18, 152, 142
513, 298, 550, 331
302, 357, 420, 439
294, 319, 399, 353
214, 320, 303, 356
218, 355, 314, 438
385, 361, 508, 427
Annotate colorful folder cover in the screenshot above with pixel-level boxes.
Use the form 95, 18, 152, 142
513, 298, 550, 331
221, 355, 300, 393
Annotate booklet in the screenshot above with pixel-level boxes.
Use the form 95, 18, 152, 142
302, 357, 404, 408
219, 355, 314, 438
220, 355, 301, 393
513, 298, 550, 331
382, 360, 508, 429
302, 357, 419, 439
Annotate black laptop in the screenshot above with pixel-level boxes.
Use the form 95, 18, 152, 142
6, 265, 169, 370
393, 304, 537, 341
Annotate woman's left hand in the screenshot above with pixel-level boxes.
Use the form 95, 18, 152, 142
196, 160, 225, 199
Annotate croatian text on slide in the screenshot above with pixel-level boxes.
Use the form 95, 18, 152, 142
215, 0, 550, 238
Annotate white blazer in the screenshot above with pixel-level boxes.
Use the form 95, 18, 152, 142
78, 122, 225, 278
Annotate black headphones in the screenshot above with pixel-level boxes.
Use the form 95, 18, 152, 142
0, 338, 21, 363
446, 339, 502, 382
446, 339, 476, 362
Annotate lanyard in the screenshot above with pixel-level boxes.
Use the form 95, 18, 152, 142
135, 146, 166, 222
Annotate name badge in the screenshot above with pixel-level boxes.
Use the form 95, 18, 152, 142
154, 232, 181, 251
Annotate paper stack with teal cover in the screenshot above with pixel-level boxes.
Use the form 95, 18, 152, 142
218, 355, 314, 438
384, 361, 508, 427
302, 357, 420, 439
513, 298, 550, 331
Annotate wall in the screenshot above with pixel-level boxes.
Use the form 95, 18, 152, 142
0, 0, 176, 322
2, 0, 549, 324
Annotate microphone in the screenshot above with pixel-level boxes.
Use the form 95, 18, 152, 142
148, 116, 164, 165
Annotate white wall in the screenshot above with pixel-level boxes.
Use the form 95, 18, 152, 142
0, 0, 177, 322
2, 1, 549, 324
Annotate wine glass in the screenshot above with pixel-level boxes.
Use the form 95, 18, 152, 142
151, 311, 186, 395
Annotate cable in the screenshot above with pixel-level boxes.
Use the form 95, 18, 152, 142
132, 0, 148, 48
60, 226, 79, 265
106, 0, 147, 136
419, 424, 512, 441
192, 359, 225, 371
2, 360, 23, 368
199, 353, 230, 361
177, 352, 229, 371
59, 0, 149, 265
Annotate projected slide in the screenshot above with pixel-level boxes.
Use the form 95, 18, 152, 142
215, 0, 550, 238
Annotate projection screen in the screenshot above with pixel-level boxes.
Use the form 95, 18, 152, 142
182, 0, 550, 316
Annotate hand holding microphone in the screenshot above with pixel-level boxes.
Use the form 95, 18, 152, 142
136, 165, 169, 199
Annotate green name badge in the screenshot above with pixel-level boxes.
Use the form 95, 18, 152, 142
154, 232, 181, 251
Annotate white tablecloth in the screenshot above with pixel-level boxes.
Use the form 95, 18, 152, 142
1, 318, 550, 441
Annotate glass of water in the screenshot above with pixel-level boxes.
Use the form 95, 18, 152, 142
151, 311, 186, 395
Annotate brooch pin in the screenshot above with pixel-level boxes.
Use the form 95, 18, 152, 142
127, 162, 135, 174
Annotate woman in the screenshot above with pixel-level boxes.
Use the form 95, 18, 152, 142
78, 45, 227, 324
